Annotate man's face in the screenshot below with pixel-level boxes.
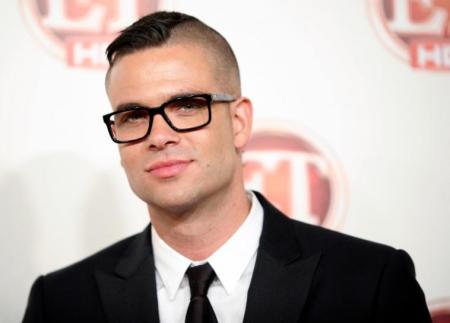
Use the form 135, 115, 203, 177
106, 43, 251, 215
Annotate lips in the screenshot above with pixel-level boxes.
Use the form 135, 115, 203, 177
146, 160, 191, 179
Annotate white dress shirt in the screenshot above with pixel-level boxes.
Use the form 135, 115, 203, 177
151, 192, 264, 323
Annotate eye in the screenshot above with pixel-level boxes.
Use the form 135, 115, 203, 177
115, 109, 148, 125
168, 97, 208, 115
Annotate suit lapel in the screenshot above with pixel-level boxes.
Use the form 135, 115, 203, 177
244, 193, 321, 323
95, 226, 160, 323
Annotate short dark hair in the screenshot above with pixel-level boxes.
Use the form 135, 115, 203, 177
105, 11, 241, 93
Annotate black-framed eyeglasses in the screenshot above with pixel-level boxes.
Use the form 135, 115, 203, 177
102, 93, 236, 144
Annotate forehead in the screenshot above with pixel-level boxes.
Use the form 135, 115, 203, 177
106, 43, 220, 106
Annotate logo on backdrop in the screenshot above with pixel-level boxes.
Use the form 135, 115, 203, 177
21, 0, 164, 68
429, 298, 450, 322
369, 0, 450, 71
243, 126, 348, 230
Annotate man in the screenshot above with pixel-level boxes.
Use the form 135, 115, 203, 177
23, 11, 431, 323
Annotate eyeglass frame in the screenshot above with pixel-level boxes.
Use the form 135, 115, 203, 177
102, 93, 236, 144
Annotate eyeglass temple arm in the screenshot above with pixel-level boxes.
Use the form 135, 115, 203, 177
211, 93, 236, 102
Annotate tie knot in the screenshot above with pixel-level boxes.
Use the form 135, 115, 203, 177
186, 263, 216, 298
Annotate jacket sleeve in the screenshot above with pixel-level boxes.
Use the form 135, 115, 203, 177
373, 249, 431, 323
22, 276, 46, 323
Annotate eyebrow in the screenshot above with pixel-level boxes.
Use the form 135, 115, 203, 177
113, 91, 207, 112
114, 102, 145, 112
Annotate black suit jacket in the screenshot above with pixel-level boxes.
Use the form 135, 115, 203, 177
23, 192, 431, 323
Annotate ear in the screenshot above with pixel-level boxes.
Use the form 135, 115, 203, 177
230, 97, 253, 151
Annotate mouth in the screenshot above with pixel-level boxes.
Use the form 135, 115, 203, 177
146, 159, 192, 179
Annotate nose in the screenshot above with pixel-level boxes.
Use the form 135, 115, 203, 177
145, 114, 180, 150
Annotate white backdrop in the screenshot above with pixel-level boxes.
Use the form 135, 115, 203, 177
1, 1, 449, 322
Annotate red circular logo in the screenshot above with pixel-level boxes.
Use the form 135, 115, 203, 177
21, 0, 166, 68
368, 0, 450, 71
429, 298, 450, 322
243, 125, 348, 229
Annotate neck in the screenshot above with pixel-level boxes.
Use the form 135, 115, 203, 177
148, 185, 251, 261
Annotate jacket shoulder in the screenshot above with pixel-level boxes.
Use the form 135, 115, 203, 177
255, 190, 397, 258
44, 228, 144, 282
290, 219, 397, 257
23, 229, 149, 322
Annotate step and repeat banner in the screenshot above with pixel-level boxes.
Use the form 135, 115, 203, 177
1, 1, 449, 322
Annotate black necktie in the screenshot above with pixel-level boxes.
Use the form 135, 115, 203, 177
185, 263, 218, 323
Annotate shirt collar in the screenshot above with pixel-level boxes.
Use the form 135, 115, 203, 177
207, 191, 263, 294
151, 191, 264, 299
152, 226, 192, 300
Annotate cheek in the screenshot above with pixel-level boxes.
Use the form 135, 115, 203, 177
203, 126, 237, 167
119, 146, 140, 176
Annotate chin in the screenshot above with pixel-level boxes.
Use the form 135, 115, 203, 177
144, 189, 200, 214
